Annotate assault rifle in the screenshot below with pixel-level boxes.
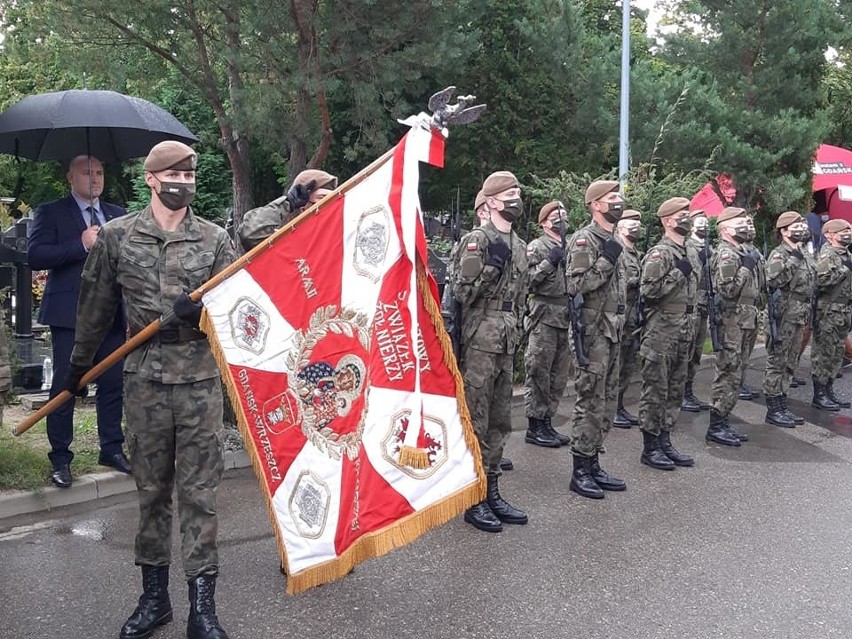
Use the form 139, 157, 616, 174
700, 243, 723, 351
810, 287, 819, 336
632, 219, 653, 345
440, 188, 463, 359
560, 220, 589, 368
760, 232, 780, 346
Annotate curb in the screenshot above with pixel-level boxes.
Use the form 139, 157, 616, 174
0, 450, 252, 522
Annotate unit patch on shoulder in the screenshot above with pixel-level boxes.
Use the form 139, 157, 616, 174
466, 242, 478, 252
576, 238, 587, 247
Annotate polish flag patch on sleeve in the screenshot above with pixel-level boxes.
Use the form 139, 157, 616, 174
466, 242, 478, 251
576, 238, 587, 247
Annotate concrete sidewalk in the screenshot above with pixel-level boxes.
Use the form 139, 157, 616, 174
0, 345, 760, 522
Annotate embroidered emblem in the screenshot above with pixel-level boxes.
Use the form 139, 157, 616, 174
229, 297, 270, 354
288, 471, 331, 538
353, 206, 390, 282
381, 409, 448, 479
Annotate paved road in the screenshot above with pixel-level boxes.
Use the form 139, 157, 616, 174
2, 351, 852, 639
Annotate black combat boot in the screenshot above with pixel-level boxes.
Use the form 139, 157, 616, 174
640, 430, 676, 470
812, 379, 840, 411
463, 501, 503, 532
589, 453, 626, 490
120, 565, 173, 639
827, 381, 851, 408
680, 382, 709, 412
612, 392, 639, 428
543, 416, 571, 446
187, 574, 229, 639
738, 385, 759, 400
569, 454, 604, 500
705, 410, 741, 447
485, 475, 528, 524
765, 395, 796, 428
780, 394, 804, 425
790, 375, 806, 388
525, 417, 561, 448
659, 430, 694, 467
499, 457, 514, 471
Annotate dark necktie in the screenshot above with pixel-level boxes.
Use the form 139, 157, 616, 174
84, 206, 103, 227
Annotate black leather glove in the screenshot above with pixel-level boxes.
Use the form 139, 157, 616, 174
740, 252, 757, 271
698, 246, 708, 263
601, 237, 623, 263
546, 246, 565, 266
485, 240, 511, 269
285, 179, 315, 210
173, 291, 203, 328
63, 363, 89, 398
674, 258, 693, 277
790, 249, 804, 260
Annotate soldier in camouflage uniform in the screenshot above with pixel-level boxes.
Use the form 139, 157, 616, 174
681, 209, 713, 412
637, 198, 697, 470
612, 208, 643, 428
523, 200, 571, 448
66, 142, 235, 639
453, 171, 529, 533
238, 169, 337, 251
705, 207, 759, 447
811, 218, 852, 411
762, 211, 815, 426
738, 223, 765, 401
565, 180, 627, 500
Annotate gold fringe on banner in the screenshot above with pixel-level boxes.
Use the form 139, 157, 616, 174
199, 239, 485, 595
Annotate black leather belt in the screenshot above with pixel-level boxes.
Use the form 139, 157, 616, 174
473, 299, 515, 312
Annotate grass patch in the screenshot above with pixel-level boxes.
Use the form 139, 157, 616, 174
0, 403, 103, 491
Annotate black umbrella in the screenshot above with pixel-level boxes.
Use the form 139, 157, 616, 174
0, 89, 199, 162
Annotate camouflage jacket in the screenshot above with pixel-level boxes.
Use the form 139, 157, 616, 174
0, 306, 10, 393
565, 221, 625, 342
712, 239, 760, 329
619, 243, 642, 333
815, 243, 852, 309
452, 222, 528, 354
766, 241, 816, 325
686, 237, 711, 313
526, 233, 569, 330
639, 236, 697, 350
238, 195, 295, 252
71, 205, 235, 383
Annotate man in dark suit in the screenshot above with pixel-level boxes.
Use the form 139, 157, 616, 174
28, 155, 131, 488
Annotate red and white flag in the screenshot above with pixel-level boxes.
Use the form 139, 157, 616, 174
201, 125, 483, 593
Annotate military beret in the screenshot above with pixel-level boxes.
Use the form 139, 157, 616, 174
823, 219, 850, 235
474, 190, 486, 211
621, 209, 641, 221
144, 140, 197, 172
717, 207, 748, 222
689, 208, 707, 218
293, 169, 337, 191
482, 171, 519, 196
584, 180, 620, 205
538, 200, 565, 223
775, 211, 803, 229
657, 197, 691, 218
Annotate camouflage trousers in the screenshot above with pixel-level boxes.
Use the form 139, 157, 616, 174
740, 311, 761, 386
812, 305, 852, 385
687, 309, 709, 384
462, 347, 514, 476
125, 373, 225, 580
523, 322, 571, 419
617, 314, 640, 397
763, 319, 804, 395
639, 328, 692, 435
711, 325, 756, 417
569, 332, 620, 457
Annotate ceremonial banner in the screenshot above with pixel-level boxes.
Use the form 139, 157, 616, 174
200, 125, 484, 593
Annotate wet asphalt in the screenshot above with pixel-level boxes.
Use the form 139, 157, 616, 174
2, 348, 852, 639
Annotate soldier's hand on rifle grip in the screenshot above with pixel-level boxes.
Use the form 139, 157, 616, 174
485, 240, 511, 269
63, 363, 89, 398
698, 246, 708, 263
740, 252, 758, 272
546, 246, 565, 266
173, 291, 203, 328
601, 237, 623, 264
674, 258, 693, 277
285, 179, 315, 210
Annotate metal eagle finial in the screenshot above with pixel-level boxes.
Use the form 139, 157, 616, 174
398, 86, 487, 135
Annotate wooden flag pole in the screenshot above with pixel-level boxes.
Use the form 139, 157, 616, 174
13, 145, 398, 437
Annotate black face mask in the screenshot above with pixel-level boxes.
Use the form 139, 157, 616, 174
673, 217, 693, 237
156, 180, 196, 211
743, 227, 756, 242
693, 228, 708, 240
732, 226, 751, 243
602, 202, 624, 224
839, 233, 852, 247
789, 229, 809, 243
498, 197, 523, 223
